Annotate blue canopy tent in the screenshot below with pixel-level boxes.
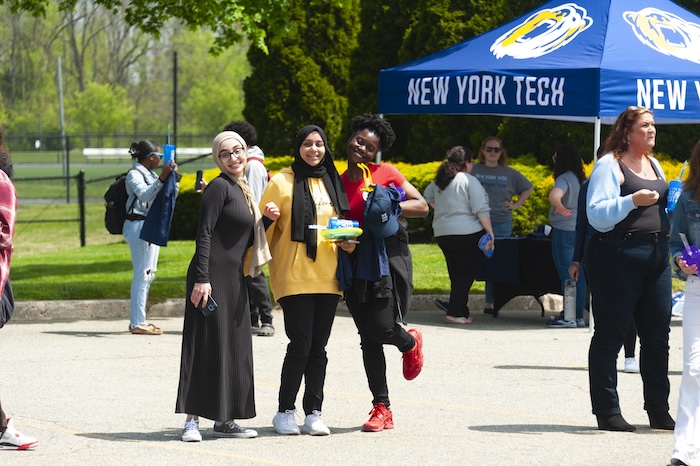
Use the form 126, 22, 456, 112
378, 0, 700, 153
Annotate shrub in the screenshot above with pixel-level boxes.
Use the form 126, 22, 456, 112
170, 156, 686, 242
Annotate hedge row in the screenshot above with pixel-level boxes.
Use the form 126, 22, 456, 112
170, 154, 686, 242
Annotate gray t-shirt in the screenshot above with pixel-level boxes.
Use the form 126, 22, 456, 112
548, 170, 581, 231
470, 163, 533, 224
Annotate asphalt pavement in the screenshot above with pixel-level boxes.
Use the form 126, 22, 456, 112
0, 297, 684, 466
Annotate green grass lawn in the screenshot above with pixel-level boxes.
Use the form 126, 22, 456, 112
11, 240, 462, 302
10, 203, 456, 302
11, 200, 685, 303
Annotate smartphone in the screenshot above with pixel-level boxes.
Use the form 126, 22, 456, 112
198, 295, 217, 317
195, 170, 203, 192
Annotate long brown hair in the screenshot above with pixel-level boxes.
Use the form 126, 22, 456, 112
683, 140, 700, 200
603, 106, 653, 157
477, 136, 507, 165
553, 144, 585, 183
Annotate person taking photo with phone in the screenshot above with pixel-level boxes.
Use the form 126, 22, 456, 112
124, 140, 178, 335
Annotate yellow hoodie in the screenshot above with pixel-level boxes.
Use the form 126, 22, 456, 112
259, 167, 341, 301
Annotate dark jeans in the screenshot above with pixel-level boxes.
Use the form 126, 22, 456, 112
277, 294, 338, 415
436, 232, 485, 318
585, 233, 671, 415
245, 273, 273, 326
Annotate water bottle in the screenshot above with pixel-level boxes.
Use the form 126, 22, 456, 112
563, 279, 576, 322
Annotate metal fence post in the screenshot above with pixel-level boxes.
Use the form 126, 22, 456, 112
78, 170, 86, 247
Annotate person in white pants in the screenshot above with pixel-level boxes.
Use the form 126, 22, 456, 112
669, 139, 700, 466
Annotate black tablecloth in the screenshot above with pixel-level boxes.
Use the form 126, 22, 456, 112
476, 235, 561, 314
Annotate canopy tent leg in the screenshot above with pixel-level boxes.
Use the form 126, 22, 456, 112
594, 117, 601, 161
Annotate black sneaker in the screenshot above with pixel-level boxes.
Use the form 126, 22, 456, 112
484, 307, 498, 317
213, 420, 258, 438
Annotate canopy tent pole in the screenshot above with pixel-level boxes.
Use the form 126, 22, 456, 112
594, 117, 602, 161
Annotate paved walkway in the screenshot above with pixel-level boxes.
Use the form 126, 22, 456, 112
0, 303, 683, 465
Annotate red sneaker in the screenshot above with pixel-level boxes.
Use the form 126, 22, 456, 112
362, 403, 394, 432
402, 328, 423, 380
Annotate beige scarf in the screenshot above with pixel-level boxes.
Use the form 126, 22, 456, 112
212, 131, 271, 277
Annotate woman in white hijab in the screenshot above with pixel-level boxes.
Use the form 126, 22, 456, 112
175, 131, 278, 442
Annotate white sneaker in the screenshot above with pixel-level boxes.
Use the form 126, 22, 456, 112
624, 357, 640, 373
0, 418, 38, 450
301, 410, 330, 436
272, 410, 300, 435
181, 417, 202, 442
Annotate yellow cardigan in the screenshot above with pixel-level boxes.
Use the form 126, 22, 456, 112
259, 168, 341, 301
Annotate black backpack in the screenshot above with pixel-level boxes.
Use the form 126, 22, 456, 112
104, 169, 145, 235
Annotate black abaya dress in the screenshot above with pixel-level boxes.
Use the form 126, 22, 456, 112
176, 174, 255, 421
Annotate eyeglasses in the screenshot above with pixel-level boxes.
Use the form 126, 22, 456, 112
219, 146, 245, 162
148, 152, 164, 159
484, 147, 502, 153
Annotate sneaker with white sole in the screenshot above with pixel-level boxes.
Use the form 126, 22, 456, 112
273, 410, 300, 435
0, 418, 38, 450
301, 410, 330, 436
624, 357, 640, 373
576, 318, 587, 328
213, 420, 258, 438
181, 417, 202, 442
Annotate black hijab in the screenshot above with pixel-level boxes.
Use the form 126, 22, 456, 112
291, 125, 350, 260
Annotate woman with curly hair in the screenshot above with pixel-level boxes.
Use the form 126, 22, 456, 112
340, 113, 428, 432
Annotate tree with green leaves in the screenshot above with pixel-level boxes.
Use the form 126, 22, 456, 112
66, 82, 135, 142
0, 0, 351, 53
243, 0, 357, 155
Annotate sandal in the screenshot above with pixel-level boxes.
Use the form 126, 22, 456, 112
258, 323, 275, 336
129, 323, 163, 335
444, 315, 473, 325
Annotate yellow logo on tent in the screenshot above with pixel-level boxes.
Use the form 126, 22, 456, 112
490, 3, 592, 59
624, 8, 700, 64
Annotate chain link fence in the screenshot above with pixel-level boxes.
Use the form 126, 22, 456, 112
5, 133, 215, 248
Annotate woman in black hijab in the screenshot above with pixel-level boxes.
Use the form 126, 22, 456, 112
260, 124, 354, 436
